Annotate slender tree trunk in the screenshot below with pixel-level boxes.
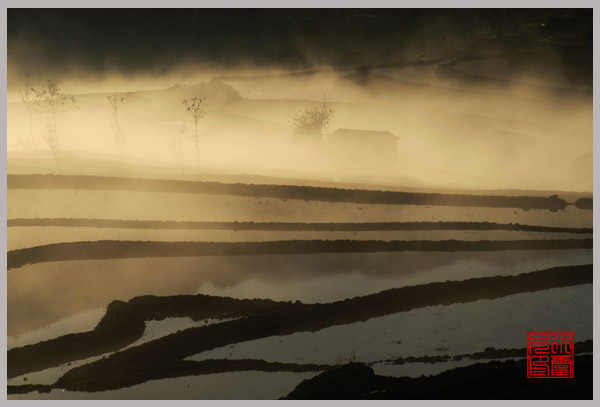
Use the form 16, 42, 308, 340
49, 141, 59, 167
194, 120, 199, 161
28, 109, 33, 140
114, 111, 122, 155
52, 109, 58, 139
46, 132, 59, 168
50, 109, 60, 168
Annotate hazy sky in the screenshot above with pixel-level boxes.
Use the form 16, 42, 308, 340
7, 9, 592, 79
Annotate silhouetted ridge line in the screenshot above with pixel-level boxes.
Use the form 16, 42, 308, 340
282, 356, 593, 399
7, 239, 592, 270
7, 264, 592, 382
7, 174, 571, 211
380, 339, 593, 366
8, 358, 332, 395
7, 218, 593, 234
14, 340, 593, 394
8, 355, 594, 398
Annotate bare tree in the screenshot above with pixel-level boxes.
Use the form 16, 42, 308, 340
35, 80, 77, 162
19, 71, 36, 142
107, 94, 125, 153
182, 97, 207, 160
291, 94, 335, 138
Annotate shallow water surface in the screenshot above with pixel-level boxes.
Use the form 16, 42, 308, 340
8, 371, 318, 400
189, 285, 592, 365
8, 249, 592, 337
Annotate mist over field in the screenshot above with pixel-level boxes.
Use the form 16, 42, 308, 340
7, 9, 593, 192
6, 8, 593, 401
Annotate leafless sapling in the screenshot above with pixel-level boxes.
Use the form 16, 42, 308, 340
34, 80, 77, 162
19, 71, 36, 142
182, 97, 207, 160
107, 94, 125, 153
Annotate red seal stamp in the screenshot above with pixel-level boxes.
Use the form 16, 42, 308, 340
527, 331, 574, 378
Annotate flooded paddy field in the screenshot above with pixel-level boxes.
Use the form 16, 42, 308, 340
8, 249, 592, 338
6, 173, 593, 400
7, 185, 593, 227
6, 9, 593, 399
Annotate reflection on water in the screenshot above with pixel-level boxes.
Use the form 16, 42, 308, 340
7, 308, 105, 350
371, 358, 514, 378
122, 317, 229, 350
7, 317, 233, 386
8, 190, 593, 228
8, 371, 318, 400
5, 8, 593, 400
194, 250, 592, 303
189, 285, 592, 365
7, 353, 111, 387
9, 285, 592, 396
8, 249, 592, 337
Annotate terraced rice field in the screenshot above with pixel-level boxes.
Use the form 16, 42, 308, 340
6, 174, 592, 399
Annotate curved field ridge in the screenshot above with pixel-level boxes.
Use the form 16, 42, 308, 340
7, 174, 572, 211
7, 359, 331, 395
283, 356, 593, 399
7, 218, 593, 234
7, 239, 593, 270
5, 340, 593, 396
381, 339, 593, 365
7, 264, 592, 386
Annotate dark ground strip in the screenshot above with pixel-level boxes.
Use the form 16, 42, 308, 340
7, 295, 301, 378
7, 174, 576, 211
7, 238, 592, 270
6, 218, 593, 234
8, 359, 332, 395
7, 264, 591, 388
283, 356, 593, 399
574, 197, 592, 210
7, 341, 593, 396
380, 339, 593, 365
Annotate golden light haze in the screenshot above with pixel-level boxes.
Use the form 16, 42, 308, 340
6, 63, 593, 193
